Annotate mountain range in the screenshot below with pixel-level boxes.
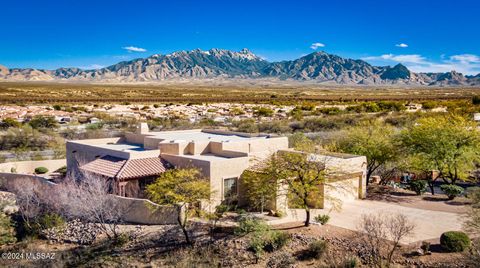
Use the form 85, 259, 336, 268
1, 48, 479, 86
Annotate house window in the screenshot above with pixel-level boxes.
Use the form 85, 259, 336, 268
223, 177, 238, 200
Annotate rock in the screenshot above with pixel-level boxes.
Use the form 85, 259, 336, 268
266, 252, 296, 268
41, 219, 100, 245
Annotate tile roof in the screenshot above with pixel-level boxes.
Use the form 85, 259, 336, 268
80, 155, 170, 180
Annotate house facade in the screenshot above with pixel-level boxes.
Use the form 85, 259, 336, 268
66, 123, 367, 211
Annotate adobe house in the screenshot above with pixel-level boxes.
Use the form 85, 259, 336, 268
66, 123, 367, 210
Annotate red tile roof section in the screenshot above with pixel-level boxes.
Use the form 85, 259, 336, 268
80, 155, 170, 180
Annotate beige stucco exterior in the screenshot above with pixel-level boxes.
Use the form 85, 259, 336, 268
66, 124, 367, 212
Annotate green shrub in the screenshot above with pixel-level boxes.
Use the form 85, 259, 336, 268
113, 233, 130, 246
305, 239, 328, 259
314, 214, 330, 225
440, 231, 471, 252
249, 235, 266, 258
253, 107, 274, 117
28, 213, 65, 236
234, 217, 270, 236
263, 231, 290, 252
37, 213, 65, 230
55, 166, 67, 176
0, 211, 16, 245
28, 115, 58, 129
341, 256, 359, 268
273, 210, 285, 218
441, 184, 464, 200
34, 167, 49, 174
409, 180, 427, 195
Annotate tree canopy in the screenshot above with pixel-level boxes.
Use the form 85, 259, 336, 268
146, 168, 210, 244
336, 120, 398, 184
400, 115, 480, 184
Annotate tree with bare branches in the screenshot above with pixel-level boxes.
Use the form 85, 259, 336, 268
358, 213, 415, 267
52, 174, 125, 239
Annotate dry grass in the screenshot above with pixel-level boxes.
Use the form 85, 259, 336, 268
1, 82, 479, 104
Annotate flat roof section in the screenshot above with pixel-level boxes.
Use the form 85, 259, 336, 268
168, 153, 247, 161
148, 130, 266, 143
94, 143, 147, 152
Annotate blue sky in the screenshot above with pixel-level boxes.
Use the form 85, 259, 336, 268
1, 0, 480, 74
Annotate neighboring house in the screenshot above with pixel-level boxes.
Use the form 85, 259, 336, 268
66, 123, 367, 211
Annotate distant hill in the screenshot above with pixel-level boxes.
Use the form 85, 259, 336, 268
1, 49, 479, 86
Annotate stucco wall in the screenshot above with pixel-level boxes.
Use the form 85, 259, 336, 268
0, 159, 66, 175
1, 174, 179, 225
114, 196, 181, 225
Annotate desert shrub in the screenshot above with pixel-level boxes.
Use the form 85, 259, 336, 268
341, 256, 359, 268
263, 231, 290, 252
440, 231, 471, 252
377, 101, 406, 112
465, 186, 480, 198
28, 115, 58, 129
234, 217, 270, 236
266, 252, 296, 268
52, 104, 62, 110
421, 101, 440, 110
253, 107, 274, 117
273, 211, 284, 218
237, 121, 259, 133
27, 213, 66, 237
441, 184, 464, 200
55, 166, 67, 176
346, 102, 381, 113
409, 180, 427, 195
305, 239, 328, 259
257, 121, 291, 134
113, 232, 130, 246
0, 209, 16, 245
421, 241, 431, 254
472, 96, 480, 105
0, 118, 21, 129
249, 235, 266, 259
314, 214, 330, 225
302, 117, 341, 131
34, 167, 49, 174
316, 107, 342, 115
86, 122, 103, 130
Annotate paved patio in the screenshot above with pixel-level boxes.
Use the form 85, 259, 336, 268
268, 199, 465, 244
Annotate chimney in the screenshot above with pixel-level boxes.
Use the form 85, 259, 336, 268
136, 123, 149, 134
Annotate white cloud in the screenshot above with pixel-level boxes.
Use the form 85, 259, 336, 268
362, 53, 480, 75
362, 54, 426, 64
395, 43, 408, 48
79, 64, 104, 70
310, 42, 325, 50
122, 46, 147, 52
450, 54, 480, 63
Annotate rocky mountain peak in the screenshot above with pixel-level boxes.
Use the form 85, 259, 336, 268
1, 49, 479, 86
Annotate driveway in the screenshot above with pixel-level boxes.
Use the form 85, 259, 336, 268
271, 200, 465, 244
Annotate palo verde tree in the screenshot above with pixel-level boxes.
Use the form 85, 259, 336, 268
146, 168, 210, 245
261, 150, 327, 227
336, 120, 398, 185
400, 115, 480, 185
241, 169, 278, 213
